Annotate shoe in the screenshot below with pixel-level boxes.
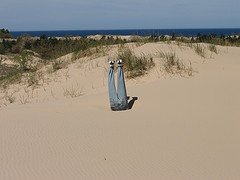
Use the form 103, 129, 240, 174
117, 59, 123, 66
109, 60, 115, 68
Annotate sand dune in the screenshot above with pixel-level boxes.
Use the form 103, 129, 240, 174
1, 42, 240, 179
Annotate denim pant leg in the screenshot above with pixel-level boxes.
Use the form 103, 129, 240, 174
108, 67, 118, 110
117, 66, 128, 110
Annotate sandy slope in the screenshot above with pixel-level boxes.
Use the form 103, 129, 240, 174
1, 42, 240, 179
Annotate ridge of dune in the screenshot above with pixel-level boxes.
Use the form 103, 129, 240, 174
1, 42, 240, 179
0, 42, 220, 107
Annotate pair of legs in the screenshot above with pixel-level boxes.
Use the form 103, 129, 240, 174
108, 60, 128, 111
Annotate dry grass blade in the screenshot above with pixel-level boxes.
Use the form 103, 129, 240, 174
63, 85, 83, 98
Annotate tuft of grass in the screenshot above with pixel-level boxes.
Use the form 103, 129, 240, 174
26, 72, 39, 87
19, 94, 29, 104
0, 64, 19, 79
63, 85, 83, 98
52, 59, 67, 71
116, 45, 154, 78
157, 50, 194, 76
0, 71, 22, 89
5, 93, 16, 104
208, 44, 218, 54
13, 50, 33, 71
194, 44, 206, 58
71, 45, 109, 62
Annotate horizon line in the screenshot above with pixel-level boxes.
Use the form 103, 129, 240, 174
10, 27, 240, 32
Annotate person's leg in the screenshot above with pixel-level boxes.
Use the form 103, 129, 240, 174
117, 60, 128, 110
108, 61, 118, 111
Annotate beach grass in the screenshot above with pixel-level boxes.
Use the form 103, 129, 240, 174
157, 49, 193, 76
116, 45, 154, 78
208, 44, 218, 54
193, 44, 206, 58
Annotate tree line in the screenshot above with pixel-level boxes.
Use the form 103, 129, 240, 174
0, 33, 127, 59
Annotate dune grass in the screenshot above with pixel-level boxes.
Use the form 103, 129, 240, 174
157, 49, 193, 76
193, 44, 206, 58
63, 84, 83, 98
115, 45, 154, 78
208, 44, 218, 54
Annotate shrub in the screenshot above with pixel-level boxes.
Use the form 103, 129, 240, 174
0, 28, 14, 38
13, 50, 33, 71
0, 44, 5, 54
52, 59, 67, 71
172, 32, 177, 40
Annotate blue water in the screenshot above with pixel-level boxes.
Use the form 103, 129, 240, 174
10, 28, 240, 38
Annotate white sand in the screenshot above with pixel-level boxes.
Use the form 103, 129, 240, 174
1, 42, 240, 179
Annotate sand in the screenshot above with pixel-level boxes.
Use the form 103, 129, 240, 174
1, 41, 240, 179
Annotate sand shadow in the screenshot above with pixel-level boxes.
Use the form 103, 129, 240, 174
128, 96, 138, 110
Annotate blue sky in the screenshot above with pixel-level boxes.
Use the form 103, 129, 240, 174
1, 0, 240, 31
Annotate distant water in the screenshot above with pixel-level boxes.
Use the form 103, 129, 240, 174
10, 28, 240, 38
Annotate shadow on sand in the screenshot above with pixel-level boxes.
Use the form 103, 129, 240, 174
128, 96, 138, 110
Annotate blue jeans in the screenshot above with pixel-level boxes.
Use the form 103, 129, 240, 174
108, 66, 128, 111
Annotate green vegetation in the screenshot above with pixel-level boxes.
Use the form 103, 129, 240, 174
13, 50, 33, 71
157, 50, 193, 76
0, 29, 14, 39
172, 32, 177, 40
0, 34, 127, 58
0, 29, 239, 88
208, 44, 218, 54
0, 50, 36, 87
0, 61, 18, 78
116, 45, 154, 78
176, 33, 240, 47
0, 34, 130, 87
0, 68, 22, 88
193, 44, 206, 58
146, 32, 240, 47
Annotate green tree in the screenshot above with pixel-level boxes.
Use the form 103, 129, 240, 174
172, 32, 176, 40
0, 28, 14, 38
0, 44, 5, 54
40, 34, 47, 40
